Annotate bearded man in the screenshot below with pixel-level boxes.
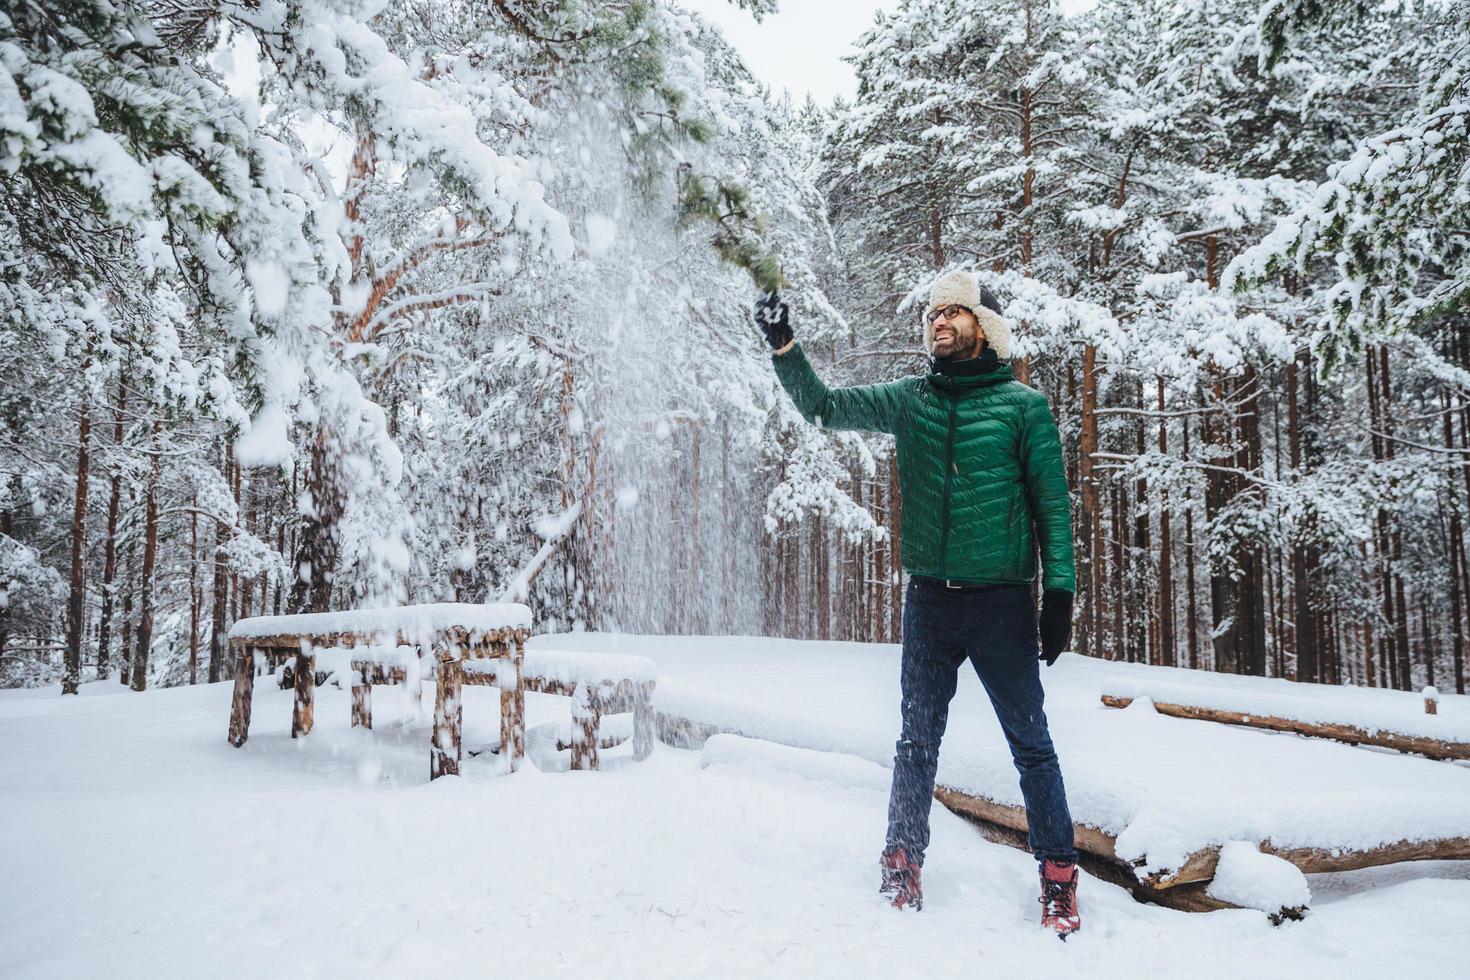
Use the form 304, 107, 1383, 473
756, 270, 1081, 937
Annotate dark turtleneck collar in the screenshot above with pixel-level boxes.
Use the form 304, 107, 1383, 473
930, 345, 1000, 377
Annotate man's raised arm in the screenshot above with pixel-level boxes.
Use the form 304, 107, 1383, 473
756, 292, 905, 435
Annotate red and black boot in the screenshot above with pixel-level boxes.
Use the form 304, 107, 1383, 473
879, 846, 923, 911
1039, 859, 1081, 938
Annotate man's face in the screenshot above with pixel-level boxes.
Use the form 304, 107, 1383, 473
929, 305, 985, 360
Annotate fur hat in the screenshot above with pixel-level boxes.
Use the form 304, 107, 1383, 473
923, 270, 1012, 359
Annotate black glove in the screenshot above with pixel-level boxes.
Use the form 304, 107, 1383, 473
754, 291, 793, 351
1038, 589, 1073, 666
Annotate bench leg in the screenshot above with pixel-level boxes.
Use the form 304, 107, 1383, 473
632, 681, 654, 761
570, 683, 600, 771
499, 647, 525, 772
431, 661, 463, 779
291, 652, 315, 737
352, 668, 372, 729
227, 648, 255, 746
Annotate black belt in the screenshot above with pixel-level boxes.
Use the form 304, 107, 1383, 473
910, 575, 1019, 592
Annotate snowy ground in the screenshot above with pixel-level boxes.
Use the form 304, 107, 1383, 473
2, 636, 1467, 979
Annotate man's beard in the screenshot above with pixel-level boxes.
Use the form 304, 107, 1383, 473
933, 328, 982, 360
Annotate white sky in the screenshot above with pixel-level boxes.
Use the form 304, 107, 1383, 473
682, 0, 1099, 108
681, 0, 899, 106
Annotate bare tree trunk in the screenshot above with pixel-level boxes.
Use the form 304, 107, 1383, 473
118, 545, 134, 687
130, 419, 163, 692
63, 389, 93, 695
1453, 513, 1469, 695
1377, 347, 1412, 690
1204, 370, 1237, 673
238, 469, 254, 624
1235, 363, 1268, 676
1360, 540, 1380, 688
814, 513, 830, 638
864, 479, 878, 642
1132, 383, 1149, 664
1288, 354, 1319, 683
209, 441, 230, 684
853, 476, 866, 642
1439, 386, 1467, 694
97, 378, 127, 680
230, 459, 242, 624
770, 528, 782, 637
0, 498, 12, 674
1366, 349, 1399, 688
1156, 378, 1175, 667
1112, 484, 1126, 662
1182, 412, 1201, 670
784, 528, 800, 639
274, 518, 285, 617
721, 415, 733, 632
189, 504, 200, 685
689, 424, 702, 633
1079, 344, 1100, 657
1419, 595, 1435, 689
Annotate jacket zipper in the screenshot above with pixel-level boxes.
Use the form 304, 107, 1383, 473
937, 392, 960, 577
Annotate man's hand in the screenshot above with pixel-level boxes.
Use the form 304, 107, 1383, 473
1038, 589, 1073, 666
754, 291, 793, 352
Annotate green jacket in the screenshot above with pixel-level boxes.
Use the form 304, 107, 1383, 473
772, 343, 1076, 593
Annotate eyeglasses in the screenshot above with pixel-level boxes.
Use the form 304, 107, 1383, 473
925, 304, 972, 325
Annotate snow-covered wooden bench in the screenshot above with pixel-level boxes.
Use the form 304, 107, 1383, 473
226, 603, 531, 779
465, 648, 656, 769
1098, 676, 1470, 762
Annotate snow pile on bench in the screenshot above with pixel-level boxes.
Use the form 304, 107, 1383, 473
229, 602, 532, 642
1101, 661, 1469, 743
532, 633, 1470, 884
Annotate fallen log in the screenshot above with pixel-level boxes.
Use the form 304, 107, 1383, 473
1144, 835, 1470, 888
934, 793, 1253, 915
931, 785, 1120, 864
657, 713, 1239, 911
658, 711, 1467, 916
1100, 694, 1470, 762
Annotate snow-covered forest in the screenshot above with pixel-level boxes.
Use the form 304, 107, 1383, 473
3, 0, 1468, 696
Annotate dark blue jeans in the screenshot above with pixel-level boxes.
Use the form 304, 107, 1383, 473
885, 578, 1077, 865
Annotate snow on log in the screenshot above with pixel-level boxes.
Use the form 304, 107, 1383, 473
1096, 662, 1469, 757
1100, 694, 1470, 762
1206, 842, 1310, 924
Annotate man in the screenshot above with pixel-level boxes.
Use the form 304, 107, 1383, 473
755, 270, 1081, 937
